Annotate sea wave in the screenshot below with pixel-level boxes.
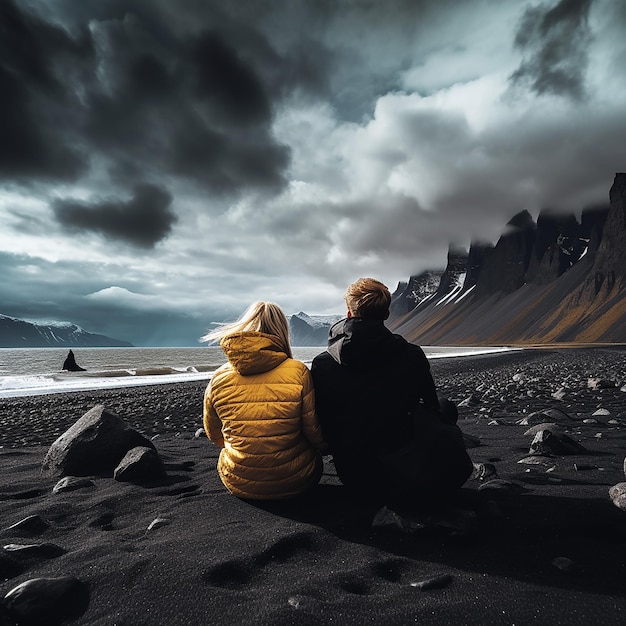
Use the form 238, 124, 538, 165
0, 345, 517, 398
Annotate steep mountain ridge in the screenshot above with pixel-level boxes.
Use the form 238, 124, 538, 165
389, 173, 624, 345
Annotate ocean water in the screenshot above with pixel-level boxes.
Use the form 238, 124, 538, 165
0, 345, 514, 398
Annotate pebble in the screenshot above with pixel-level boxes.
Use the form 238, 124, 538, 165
552, 556, 578, 573
194, 428, 206, 438
592, 408, 611, 416
147, 516, 170, 531
4, 515, 50, 536
52, 476, 95, 494
518, 456, 551, 466
410, 573, 453, 590
2, 543, 66, 559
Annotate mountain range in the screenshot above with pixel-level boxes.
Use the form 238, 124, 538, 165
388, 173, 626, 345
0, 315, 133, 348
289, 312, 343, 346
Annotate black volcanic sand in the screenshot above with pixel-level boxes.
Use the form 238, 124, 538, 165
1, 348, 626, 625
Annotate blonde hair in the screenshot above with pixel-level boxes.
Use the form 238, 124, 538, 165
201, 301, 292, 357
344, 277, 391, 320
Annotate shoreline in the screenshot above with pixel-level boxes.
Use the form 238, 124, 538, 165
1, 346, 625, 449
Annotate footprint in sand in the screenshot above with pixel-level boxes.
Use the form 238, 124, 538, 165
202, 531, 317, 588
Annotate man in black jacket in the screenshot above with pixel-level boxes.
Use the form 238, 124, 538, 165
311, 277, 472, 505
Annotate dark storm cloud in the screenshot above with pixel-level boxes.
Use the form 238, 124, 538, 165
191, 32, 271, 126
510, 0, 593, 100
53, 184, 177, 248
0, 0, 91, 180
80, 17, 291, 193
1, 0, 291, 194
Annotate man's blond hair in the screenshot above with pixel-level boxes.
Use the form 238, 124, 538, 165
344, 277, 391, 320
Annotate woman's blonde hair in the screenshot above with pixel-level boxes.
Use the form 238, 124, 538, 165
201, 301, 292, 357
344, 277, 391, 320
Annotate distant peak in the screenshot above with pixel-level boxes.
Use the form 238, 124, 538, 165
507, 210, 535, 229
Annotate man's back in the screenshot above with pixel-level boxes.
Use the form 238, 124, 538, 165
311, 317, 438, 496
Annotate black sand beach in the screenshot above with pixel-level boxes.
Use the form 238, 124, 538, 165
1, 348, 626, 624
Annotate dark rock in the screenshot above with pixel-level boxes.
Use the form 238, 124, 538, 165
52, 476, 95, 494
470, 463, 498, 481
2, 543, 66, 559
458, 393, 481, 407
516, 412, 554, 426
478, 479, 526, 499
42, 405, 156, 477
61, 349, 85, 372
529, 430, 586, 456
542, 408, 573, 421
609, 483, 626, 511
523, 422, 563, 436
552, 556, 578, 573
0, 549, 23, 580
3, 576, 89, 625
588, 377, 616, 390
113, 446, 166, 484
3, 515, 49, 537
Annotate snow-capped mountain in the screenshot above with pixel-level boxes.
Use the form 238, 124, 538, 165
0, 315, 133, 347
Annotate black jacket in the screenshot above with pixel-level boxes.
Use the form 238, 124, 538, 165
311, 317, 439, 495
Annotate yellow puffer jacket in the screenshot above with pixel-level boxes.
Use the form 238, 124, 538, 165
203, 331, 326, 500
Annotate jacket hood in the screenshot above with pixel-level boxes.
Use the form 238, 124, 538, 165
326, 317, 408, 367
220, 331, 289, 375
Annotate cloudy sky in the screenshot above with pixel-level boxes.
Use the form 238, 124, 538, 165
1, 0, 625, 346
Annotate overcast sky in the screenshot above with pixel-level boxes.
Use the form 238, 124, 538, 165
1, 0, 625, 346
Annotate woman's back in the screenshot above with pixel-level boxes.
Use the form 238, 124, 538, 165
204, 330, 325, 499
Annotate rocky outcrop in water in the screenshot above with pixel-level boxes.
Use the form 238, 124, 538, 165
62, 350, 86, 372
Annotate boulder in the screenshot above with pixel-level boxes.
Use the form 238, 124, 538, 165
42, 405, 156, 478
609, 483, 626, 511
114, 446, 166, 483
529, 430, 586, 456
3, 576, 89, 625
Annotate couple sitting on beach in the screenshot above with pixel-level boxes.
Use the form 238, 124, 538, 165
202, 277, 473, 508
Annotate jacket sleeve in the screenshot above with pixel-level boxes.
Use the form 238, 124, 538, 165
203, 381, 224, 448
409, 344, 440, 410
300, 367, 328, 453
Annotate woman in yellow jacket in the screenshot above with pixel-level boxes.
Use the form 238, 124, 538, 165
202, 301, 326, 500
